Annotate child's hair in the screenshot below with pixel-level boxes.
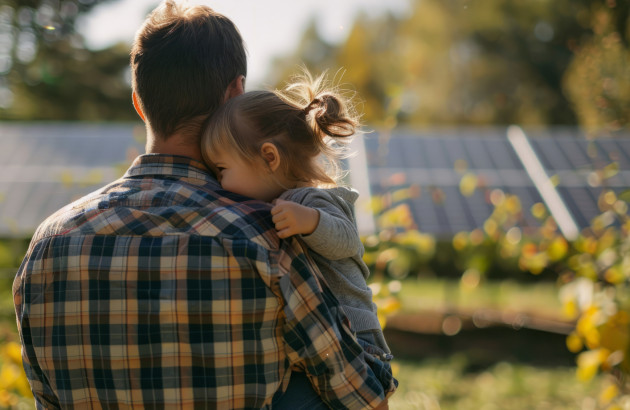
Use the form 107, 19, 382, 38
202, 71, 360, 187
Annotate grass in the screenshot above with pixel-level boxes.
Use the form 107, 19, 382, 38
393, 276, 564, 318
381, 278, 602, 408
388, 356, 603, 410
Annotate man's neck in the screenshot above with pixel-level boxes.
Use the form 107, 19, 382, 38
145, 131, 204, 163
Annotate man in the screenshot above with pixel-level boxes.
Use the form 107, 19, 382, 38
13, 1, 394, 408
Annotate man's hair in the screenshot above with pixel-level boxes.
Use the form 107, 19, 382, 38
131, 0, 247, 142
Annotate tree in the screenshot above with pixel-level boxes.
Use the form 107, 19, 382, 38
564, 1, 630, 135
271, 0, 629, 130
0, 0, 136, 120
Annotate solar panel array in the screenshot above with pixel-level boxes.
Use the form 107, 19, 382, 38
0, 123, 145, 236
364, 127, 630, 238
1, 123, 629, 238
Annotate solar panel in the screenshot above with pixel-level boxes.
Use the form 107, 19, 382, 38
462, 138, 495, 170
484, 138, 522, 170
529, 139, 573, 171
2, 124, 628, 238
423, 137, 451, 169
441, 137, 469, 167
362, 127, 630, 237
556, 138, 593, 169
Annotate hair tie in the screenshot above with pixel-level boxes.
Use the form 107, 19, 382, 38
303, 98, 322, 116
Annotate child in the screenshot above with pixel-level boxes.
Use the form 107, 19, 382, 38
200, 72, 393, 362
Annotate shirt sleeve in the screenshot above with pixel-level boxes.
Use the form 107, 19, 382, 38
297, 193, 363, 261
276, 240, 394, 409
13, 242, 61, 409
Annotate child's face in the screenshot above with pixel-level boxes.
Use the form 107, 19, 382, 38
208, 147, 284, 202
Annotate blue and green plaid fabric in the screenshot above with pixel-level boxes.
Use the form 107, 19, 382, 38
14, 154, 394, 409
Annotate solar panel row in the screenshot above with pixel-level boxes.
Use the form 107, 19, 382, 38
1, 124, 629, 238
365, 129, 630, 237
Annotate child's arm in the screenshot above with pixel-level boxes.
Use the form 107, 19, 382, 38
271, 200, 320, 238
271, 197, 361, 260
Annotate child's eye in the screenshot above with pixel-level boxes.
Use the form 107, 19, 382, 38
216, 167, 225, 172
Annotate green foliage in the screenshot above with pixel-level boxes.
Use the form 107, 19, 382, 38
364, 164, 630, 406
0, 0, 135, 120
564, 2, 630, 135
273, 0, 630, 131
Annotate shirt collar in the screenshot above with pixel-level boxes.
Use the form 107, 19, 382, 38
124, 154, 217, 184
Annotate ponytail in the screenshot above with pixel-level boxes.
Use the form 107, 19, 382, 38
303, 93, 357, 140
202, 68, 361, 187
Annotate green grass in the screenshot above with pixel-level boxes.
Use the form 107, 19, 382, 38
389, 356, 602, 410
394, 277, 563, 318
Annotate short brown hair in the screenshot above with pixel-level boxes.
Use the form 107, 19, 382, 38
131, 0, 247, 142
202, 71, 359, 187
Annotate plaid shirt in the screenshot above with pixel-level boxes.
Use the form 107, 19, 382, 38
13, 154, 393, 409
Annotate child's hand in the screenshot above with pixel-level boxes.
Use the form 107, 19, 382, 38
271, 199, 320, 238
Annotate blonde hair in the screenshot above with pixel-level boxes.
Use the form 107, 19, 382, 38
201, 71, 360, 187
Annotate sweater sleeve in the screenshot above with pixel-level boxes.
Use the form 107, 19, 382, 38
295, 191, 362, 261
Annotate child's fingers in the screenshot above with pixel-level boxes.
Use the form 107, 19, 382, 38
277, 227, 296, 238
271, 212, 286, 224
274, 219, 290, 231
277, 228, 291, 238
271, 200, 289, 215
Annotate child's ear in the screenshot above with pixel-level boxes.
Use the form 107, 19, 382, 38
260, 142, 281, 172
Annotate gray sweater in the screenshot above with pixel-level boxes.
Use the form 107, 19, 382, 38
279, 187, 383, 337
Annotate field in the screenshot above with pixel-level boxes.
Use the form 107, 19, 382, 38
388, 357, 603, 410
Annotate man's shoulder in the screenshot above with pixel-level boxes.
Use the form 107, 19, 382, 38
29, 175, 279, 251
30, 182, 113, 242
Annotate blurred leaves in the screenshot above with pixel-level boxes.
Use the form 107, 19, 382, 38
0, 326, 33, 408
0, 0, 136, 121
273, 0, 629, 131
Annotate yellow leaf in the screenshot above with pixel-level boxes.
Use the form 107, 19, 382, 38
362, 251, 377, 266
576, 349, 608, 381
604, 266, 625, 285
547, 236, 568, 262
483, 219, 498, 238
563, 300, 579, 320
603, 163, 619, 180
396, 230, 436, 256
531, 202, 547, 220
2, 342, 22, 365
599, 382, 619, 406
459, 173, 478, 197
599, 314, 630, 353
377, 312, 387, 329
504, 195, 522, 215
0, 364, 21, 390
392, 188, 411, 203
452, 231, 469, 251
566, 332, 583, 353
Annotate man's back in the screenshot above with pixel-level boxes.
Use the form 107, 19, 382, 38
14, 154, 391, 409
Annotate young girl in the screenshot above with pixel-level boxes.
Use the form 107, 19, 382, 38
200, 72, 392, 362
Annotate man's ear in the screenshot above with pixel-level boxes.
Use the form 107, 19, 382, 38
223, 75, 245, 102
132, 92, 146, 122
261, 142, 281, 172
